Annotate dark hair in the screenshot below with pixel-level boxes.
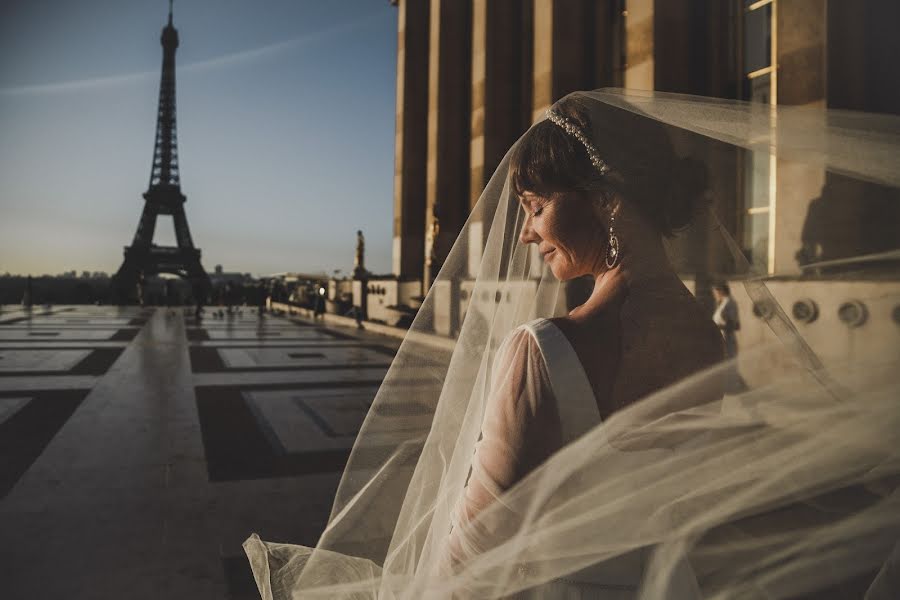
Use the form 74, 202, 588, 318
713, 282, 731, 295
509, 95, 709, 236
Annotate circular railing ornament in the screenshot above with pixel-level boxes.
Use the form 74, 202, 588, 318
752, 299, 776, 320
837, 300, 868, 328
791, 299, 819, 324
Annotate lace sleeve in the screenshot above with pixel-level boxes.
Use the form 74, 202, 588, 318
444, 325, 561, 568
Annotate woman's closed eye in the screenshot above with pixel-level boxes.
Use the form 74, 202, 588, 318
519, 193, 547, 218
528, 199, 546, 217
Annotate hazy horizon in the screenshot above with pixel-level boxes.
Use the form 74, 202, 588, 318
0, 0, 397, 278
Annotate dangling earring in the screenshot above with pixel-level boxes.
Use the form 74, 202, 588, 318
605, 215, 620, 269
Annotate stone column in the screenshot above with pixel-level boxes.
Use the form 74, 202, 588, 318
651, 0, 742, 291
392, 0, 429, 286
772, 0, 827, 276
624, 0, 654, 91
424, 0, 471, 292
468, 0, 533, 277
531, 0, 601, 120
777, 0, 826, 107
654, 0, 734, 96
596, 0, 627, 88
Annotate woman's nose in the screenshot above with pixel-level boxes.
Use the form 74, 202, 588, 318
519, 216, 538, 245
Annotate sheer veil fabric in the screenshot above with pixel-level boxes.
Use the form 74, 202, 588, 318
244, 90, 900, 598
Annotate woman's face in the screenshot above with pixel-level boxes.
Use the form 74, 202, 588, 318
518, 191, 606, 280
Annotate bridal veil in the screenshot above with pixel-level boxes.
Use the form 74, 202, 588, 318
244, 90, 900, 598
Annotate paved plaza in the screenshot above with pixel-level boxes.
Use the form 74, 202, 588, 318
0, 305, 401, 599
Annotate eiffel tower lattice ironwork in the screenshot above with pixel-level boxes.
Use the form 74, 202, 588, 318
113, 1, 210, 303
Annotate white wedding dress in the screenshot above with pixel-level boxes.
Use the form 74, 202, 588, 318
448, 318, 701, 599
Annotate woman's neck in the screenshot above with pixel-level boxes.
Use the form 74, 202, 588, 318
577, 211, 677, 316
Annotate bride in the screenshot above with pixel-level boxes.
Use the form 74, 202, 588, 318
245, 90, 900, 598
444, 98, 724, 588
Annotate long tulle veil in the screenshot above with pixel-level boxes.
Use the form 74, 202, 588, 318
244, 90, 900, 598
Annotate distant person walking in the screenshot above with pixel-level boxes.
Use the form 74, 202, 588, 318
194, 278, 206, 321
137, 271, 146, 307
712, 283, 747, 393
313, 286, 326, 320
256, 280, 268, 317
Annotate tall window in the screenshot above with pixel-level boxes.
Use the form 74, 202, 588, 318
741, 0, 776, 274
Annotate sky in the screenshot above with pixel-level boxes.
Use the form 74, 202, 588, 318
0, 0, 398, 277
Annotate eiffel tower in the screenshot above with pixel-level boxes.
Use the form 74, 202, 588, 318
113, 1, 210, 303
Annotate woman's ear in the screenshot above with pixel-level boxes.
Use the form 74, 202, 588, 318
591, 190, 618, 222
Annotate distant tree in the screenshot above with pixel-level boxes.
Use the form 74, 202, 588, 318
74, 282, 93, 303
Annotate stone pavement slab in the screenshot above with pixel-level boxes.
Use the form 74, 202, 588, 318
0, 305, 402, 599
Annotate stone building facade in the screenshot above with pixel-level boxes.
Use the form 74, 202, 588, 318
385, 0, 899, 370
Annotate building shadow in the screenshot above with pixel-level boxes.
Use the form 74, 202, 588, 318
796, 172, 900, 274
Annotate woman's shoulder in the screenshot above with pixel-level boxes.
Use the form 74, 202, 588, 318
503, 317, 566, 345
513, 317, 582, 352
500, 318, 581, 371
496, 320, 542, 358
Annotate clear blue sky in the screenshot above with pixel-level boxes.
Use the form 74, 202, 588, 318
0, 0, 397, 277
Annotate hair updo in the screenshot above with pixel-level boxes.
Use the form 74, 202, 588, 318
509, 95, 709, 236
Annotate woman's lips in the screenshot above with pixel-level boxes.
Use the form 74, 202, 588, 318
541, 249, 555, 260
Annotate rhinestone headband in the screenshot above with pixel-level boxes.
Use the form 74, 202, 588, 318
545, 108, 610, 175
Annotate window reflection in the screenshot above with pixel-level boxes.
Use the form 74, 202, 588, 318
740, 0, 776, 274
